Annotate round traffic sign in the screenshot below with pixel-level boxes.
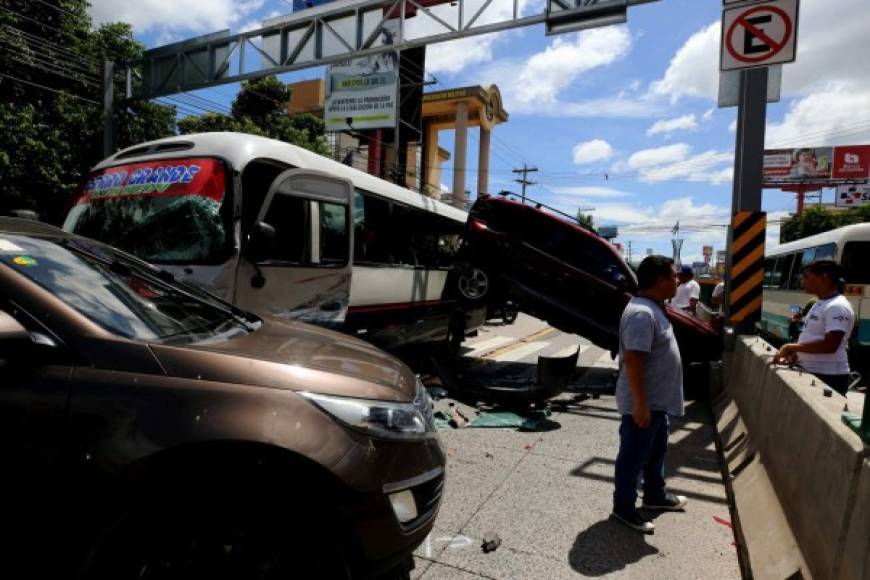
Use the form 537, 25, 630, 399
725, 4, 793, 64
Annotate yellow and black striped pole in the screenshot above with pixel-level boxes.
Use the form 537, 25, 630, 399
726, 211, 766, 327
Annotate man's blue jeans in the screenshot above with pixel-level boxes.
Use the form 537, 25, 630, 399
613, 411, 670, 513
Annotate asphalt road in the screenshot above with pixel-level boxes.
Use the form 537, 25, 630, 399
412, 314, 741, 580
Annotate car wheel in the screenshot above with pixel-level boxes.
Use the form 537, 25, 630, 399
457, 267, 489, 301
84, 492, 351, 580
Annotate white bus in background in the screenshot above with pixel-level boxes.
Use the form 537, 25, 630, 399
63, 132, 484, 352
761, 223, 870, 374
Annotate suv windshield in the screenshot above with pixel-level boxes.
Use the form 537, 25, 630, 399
63, 157, 230, 264
0, 234, 253, 344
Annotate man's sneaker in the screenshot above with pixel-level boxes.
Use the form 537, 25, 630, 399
611, 509, 655, 534
642, 493, 688, 511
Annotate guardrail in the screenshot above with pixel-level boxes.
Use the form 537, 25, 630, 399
716, 336, 868, 580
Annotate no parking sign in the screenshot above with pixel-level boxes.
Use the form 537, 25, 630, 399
721, 0, 799, 71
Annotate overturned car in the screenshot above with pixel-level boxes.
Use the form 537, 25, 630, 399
456, 193, 722, 368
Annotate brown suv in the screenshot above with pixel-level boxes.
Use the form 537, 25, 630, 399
0, 218, 443, 579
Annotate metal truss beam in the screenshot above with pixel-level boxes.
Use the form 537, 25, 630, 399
131, 0, 657, 98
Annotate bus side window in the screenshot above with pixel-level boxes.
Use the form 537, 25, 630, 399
788, 249, 814, 289
842, 242, 870, 284
763, 257, 775, 287
815, 243, 836, 261
354, 191, 392, 265
319, 201, 348, 265
261, 194, 309, 264
241, 160, 289, 235
771, 254, 795, 288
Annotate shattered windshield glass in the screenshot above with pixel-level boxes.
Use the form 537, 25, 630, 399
63, 158, 231, 264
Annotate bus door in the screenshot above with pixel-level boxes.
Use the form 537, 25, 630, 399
235, 169, 354, 325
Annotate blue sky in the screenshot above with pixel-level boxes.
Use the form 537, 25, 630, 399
88, 0, 870, 264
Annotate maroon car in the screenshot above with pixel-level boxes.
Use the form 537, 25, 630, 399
0, 218, 442, 579
456, 194, 721, 367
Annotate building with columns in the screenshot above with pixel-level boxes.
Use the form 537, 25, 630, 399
284, 80, 509, 208
421, 85, 509, 208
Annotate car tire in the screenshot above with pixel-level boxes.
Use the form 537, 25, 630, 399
83, 489, 351, 580
457, 267, 489, 302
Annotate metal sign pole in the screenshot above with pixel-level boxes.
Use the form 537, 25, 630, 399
725, 66, 768, 330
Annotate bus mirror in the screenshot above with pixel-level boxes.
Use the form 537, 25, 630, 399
247, 221, 276, 263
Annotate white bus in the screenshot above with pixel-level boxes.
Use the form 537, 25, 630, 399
761, 222, 870, 373
63, 132, 484, 352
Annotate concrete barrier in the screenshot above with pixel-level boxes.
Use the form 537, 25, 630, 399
719, 337, 869, 580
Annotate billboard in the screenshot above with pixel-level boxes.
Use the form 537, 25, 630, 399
836, 184, 870, 208
832, 145, 870, 179
598, 226, 618, 239
763, 145, 870, 187
324, 22, 398, 131
763, 147, 832, 183
703, 245, 713, 265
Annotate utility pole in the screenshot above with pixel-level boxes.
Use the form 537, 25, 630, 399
512, 165, 538, 203
627, 241, 633, 265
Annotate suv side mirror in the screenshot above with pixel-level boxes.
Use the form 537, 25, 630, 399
0, 311, 34, 369
246, 221, 276, 263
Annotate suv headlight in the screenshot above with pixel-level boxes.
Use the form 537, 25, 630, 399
300, 378, 435, 440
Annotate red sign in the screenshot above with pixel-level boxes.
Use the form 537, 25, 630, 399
78, 158, 226, 204
832, 145, 870, 180
721, 0, 799, 72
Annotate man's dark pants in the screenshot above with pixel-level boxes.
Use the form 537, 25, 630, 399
813, 373, 850, 396
614, 410, 669, 513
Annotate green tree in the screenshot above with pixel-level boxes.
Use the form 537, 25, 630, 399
780, 204, 870, 242
0, 2, 175, 224
577, 210, 595, 231
178, 75, 330, 156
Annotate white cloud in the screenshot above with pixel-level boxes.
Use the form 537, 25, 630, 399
614, 144, 733, 184
729, 119, 737, 133
650, 22, 719, 102
238, 10, 282, 33
646, 114, 698, 136
410, 0, 538, 74
647, 0, 870, 144
548, 186, 631, 198
89, 0, 265, 38
478, 26, 637, 116
702, 108, 714, 121
626, 143, 691, 169
766, 86, 870, 147
572, 140, 614, 164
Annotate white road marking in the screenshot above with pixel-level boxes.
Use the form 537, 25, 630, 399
592, 349, 619, 370
551, 344, 589, 359
490, 341, 551, 362
464, 335, 515, 358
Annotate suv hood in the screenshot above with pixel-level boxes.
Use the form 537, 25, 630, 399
150, 316, 418, 402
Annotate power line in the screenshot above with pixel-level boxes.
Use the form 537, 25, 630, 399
0, 72, 99, 104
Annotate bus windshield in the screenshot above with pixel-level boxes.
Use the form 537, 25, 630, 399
63, 158, 230, 264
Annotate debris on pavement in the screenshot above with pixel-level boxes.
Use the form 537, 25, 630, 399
467, 410, 558, 432
433, 411, 451, 428
448, 404, 470, 428
481, 532, 502, 553
426, 385, 448, 400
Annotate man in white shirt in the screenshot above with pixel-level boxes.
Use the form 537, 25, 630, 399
773, 260, 855, 395
711, 281, 725, 310
671, 265, 700, 316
